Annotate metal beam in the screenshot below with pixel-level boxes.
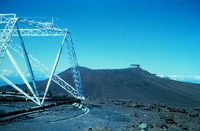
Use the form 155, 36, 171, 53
0, 13, 84, 106
0, 29, 65, 36
0, 14, 16, 24
41, 33, 67, 104
9, 41, 79, 99
66, 32, 84, 99
0, 18, 18, 65
18, 18, 64, 32
0, 74, 39, 104
16, 24, 41, 105
6, 49, 40, 105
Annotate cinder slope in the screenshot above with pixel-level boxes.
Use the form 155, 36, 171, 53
38, 67, 200, 107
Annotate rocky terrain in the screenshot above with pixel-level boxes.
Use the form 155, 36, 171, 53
0, 67, 200, 130
0, 98, 200, 130
39, 67, 200, 107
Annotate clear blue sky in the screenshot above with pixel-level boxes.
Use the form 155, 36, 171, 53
1, 0, 200, 79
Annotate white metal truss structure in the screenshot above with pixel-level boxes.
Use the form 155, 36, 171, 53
0, 14, 84, 106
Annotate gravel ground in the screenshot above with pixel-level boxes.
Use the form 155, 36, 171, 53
0, 98, 200, 131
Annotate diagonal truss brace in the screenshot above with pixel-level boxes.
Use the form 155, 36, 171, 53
0, 29, 65, 36
0, 14, 16, 24
0, 74, 39, 104
0, 14, 84, 106
9, 40, 80, 99
16, 24, 41, 105
0, 17, 18, 65
66, 33, 84, 98
41, 33, 67, 104
5, 49, 40, 105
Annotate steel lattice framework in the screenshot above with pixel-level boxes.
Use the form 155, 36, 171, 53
0, 14, 84, 106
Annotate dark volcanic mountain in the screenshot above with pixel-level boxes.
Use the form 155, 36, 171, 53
38, 67, 200, 107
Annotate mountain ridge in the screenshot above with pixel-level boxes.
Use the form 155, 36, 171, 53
37, 66, 200, 107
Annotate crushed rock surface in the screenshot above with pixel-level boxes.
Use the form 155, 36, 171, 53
0, 98, 200, 131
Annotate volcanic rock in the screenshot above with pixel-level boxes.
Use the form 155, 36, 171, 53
38, 67, 200, 107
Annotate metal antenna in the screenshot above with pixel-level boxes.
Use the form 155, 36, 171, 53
0, 14, 84, 106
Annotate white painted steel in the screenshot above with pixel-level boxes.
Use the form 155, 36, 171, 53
41, 33, 67, 105
0, 17, 18, 65
6, 49, 40, 104
0, 74, 39, 104
0, 29, 65, 36
0, 14, 84, 106
16, 24, 41, 105
9, 41, 79, 98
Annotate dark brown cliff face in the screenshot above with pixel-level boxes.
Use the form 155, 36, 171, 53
37, 67, 200, 107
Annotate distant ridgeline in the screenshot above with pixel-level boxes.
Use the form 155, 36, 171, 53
1, 66, 200, 86
0, 76, 23, 86
0, 75, 47, 86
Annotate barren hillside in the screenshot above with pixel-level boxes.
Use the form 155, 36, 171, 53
38, 67, 200, 107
